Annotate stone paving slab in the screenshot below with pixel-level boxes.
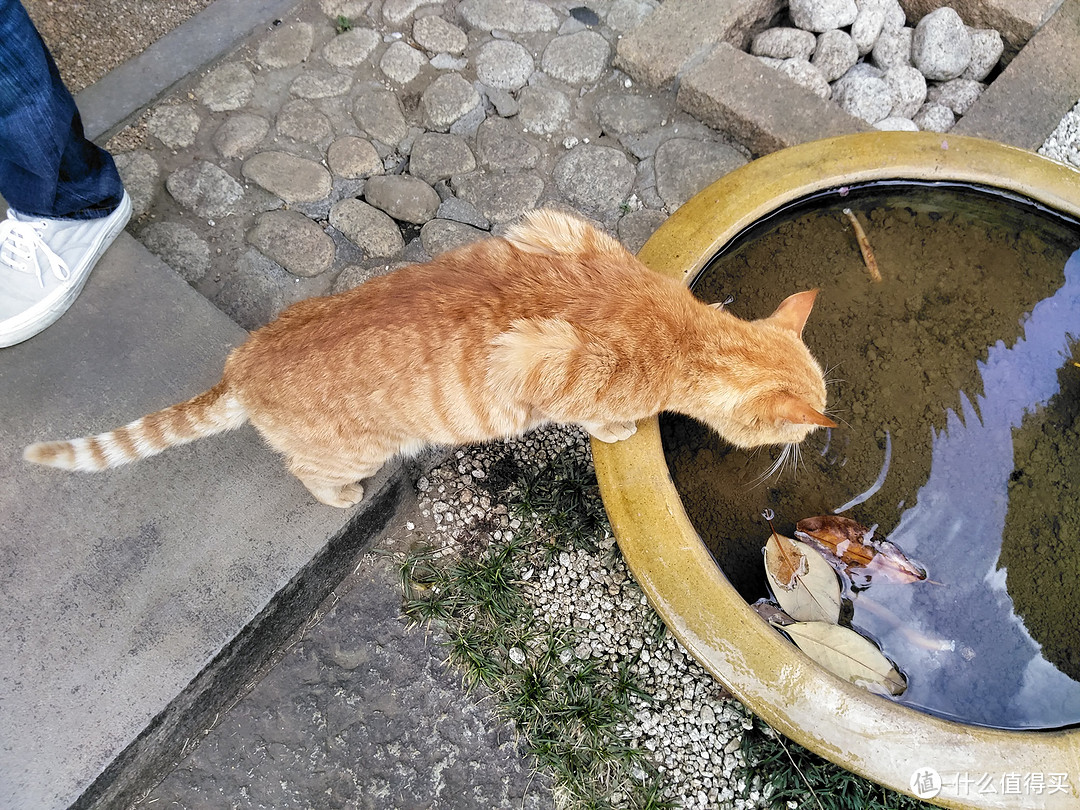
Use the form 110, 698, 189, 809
146, 549, 551, 810
676, 43, 870, 156
613, 0, 784, 89
953, 0, 1080, 150
0, 233, 402, 810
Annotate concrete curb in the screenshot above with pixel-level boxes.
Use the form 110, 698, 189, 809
74, 463, 405, 810
677, 44, 870, 156
613, 0, 784, 90
954, 0, 1080, 150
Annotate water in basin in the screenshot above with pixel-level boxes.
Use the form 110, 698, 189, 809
660, 182, 1080, 730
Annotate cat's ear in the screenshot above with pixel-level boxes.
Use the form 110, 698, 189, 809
772, 395, 837, 429
768, 289, 819, 336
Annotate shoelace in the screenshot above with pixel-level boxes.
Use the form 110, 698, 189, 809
0, 215, 71, 287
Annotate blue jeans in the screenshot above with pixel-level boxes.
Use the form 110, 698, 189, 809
0, 0, 124, 219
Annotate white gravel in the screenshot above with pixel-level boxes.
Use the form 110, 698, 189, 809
1039, 99, 1080, 168
408, 425, 772, 810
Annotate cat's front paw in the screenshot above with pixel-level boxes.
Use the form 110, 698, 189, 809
584, 420, 638, 443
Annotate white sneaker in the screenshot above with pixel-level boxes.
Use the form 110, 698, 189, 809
0, 190, 132, 348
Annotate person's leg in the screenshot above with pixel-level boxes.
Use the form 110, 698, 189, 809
0, 0, 131, 347
0, 0, 125, 219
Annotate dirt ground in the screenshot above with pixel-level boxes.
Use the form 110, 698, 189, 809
24, 0, 212, 91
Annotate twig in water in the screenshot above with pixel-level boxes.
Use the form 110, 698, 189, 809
843, 208, 882, 283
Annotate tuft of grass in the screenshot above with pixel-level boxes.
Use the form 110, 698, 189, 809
334, 14, 351, 33
404, 547, 675, 808
739, 713, 933, 810
507, 449, 610, 558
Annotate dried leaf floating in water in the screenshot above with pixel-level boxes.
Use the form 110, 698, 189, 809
765, 530, 805, 585
764, 532, 842, 624
795, 515, 928, 583
796, 515, 874, 565
777, 620, 908, 696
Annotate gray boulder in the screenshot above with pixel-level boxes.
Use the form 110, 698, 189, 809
247, 210, 335, 278
874, 116, 919, 131
928, 77, 983, 115
750, 28, 817, 60
364, 175, 442, 225
911, 7, 972, 81
813, 29, 858, 82
871, 26, 913, 70
850, 0, 887, 55
329, 199, 405, 258
913, 102, 956, 132
778, 59, 831, 99
553, 145, 634, 214
832, 74, 897, 124
413, 16, 468, 55
883, 65, 927, 119
963, 28, 1003, 82
476, 40, 534, 90
410, 133, 477, 184
788, 0, 858, 32
420, 74, 482, 132
542, 30, 610, 84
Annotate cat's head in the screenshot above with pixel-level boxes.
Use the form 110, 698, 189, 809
694, 290, 835, 449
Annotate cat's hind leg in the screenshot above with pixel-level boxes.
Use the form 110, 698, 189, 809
287, 452, 389, 508
580, 420, 638, 443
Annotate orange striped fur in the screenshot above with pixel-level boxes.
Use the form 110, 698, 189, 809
23, 210, 834, 508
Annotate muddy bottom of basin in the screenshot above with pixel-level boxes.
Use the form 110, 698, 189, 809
661, 182, 1080, 730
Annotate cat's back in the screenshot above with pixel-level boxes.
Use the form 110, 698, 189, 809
217, 211, 712, 445
235, 216, 665, 365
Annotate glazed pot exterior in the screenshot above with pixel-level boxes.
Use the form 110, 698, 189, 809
592, 132, 1080, 810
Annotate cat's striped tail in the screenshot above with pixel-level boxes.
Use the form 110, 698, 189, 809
23, 381, 248, 472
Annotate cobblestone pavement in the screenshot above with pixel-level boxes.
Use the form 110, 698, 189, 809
109, 0, 748, 334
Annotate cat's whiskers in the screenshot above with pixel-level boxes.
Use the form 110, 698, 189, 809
823, 361, 844, 385
750, 442, 795, 488
785, 441, 802, 479
819, 367, 851, 432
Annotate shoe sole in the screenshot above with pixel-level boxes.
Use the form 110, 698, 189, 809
0, 192, 133, 348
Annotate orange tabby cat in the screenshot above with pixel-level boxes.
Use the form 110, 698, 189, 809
24, 210, 835, 507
